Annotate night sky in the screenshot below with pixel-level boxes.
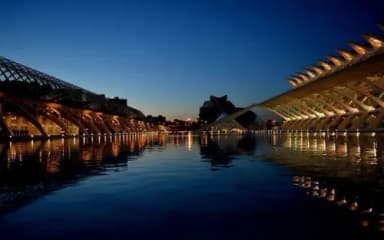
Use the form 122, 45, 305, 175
1, 0, 383, 120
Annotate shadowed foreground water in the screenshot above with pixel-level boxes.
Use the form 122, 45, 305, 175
0, 133, 384, 239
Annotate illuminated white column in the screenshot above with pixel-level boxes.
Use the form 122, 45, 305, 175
333, 88, 375, 112
348, 85, 384, 108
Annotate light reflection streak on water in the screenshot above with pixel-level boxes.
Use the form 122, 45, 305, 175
277, 133, 381, 163
0, 133, 167, 215
1, 134, 167, 171
269, 133, 384, 233
186, 132, 193, 151
2, 132, 384, 236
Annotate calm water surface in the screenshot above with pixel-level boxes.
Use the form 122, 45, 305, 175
1, 133, 384, 239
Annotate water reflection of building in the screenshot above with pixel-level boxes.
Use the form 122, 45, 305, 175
199, 134, 256, 170
267, 133, 384, 235
0, 133, 163, 214
275, 133, 382, 164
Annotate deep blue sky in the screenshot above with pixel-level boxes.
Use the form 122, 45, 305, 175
1, 0, 383, 120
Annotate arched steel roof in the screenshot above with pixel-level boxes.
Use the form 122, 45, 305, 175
0, 56, 92, 92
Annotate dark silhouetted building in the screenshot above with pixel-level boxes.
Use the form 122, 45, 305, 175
199, 95, 236, 124
199, 95, 257, 128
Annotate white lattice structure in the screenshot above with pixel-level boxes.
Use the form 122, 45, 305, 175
210, 25, 384, 131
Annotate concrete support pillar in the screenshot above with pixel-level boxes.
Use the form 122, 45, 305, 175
349, 85, 384, 108
303, 98, 335, 117
270, 108, 291, 121
322, 91, 359, 113
82, 114, 101, 134
276, 106, 303, 120
92, 114, 112, 134
315, 94, 346, 115
42, 107, 69, 134
10, 102, 47, 137
60, 108, 86, 134
286, 103, 313, 119
105, 116, 121, 133
300, 101, 326, 118
333, 88, 375, 112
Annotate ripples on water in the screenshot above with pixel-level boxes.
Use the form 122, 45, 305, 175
268, 133, 384, 237
0, 133, 384, 239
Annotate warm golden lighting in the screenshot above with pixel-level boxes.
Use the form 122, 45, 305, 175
38, 116, 63, 135
311, 65, 324, 75
4, 114, 41, 137
363, 35, 384, 48
337, 197, 347, 206
350, 42, 367, 55
306, 70, 316, 78
338, 49, 354, 61
293, 76, 303, 84
299, 73, 310, 82
289, 79, 297, 87
350, 201, 358, 211
327, 189, 335, 202
361, 208, 373, 214
45, 102, 62, 109
111, 142, 120, 157
187, 131, 192, 151
327, 55, 343, 66
319, 61, 332, 71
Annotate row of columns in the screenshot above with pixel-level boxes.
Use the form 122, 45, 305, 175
0, 99, 154, 139
274, 76, 384, 131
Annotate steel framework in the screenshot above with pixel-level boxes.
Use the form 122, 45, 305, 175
0, 56, 89, 91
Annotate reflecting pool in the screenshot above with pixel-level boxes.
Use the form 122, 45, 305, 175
0, 133, 384, 239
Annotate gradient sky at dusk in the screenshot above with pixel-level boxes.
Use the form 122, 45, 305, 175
1, 0, 383, 120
